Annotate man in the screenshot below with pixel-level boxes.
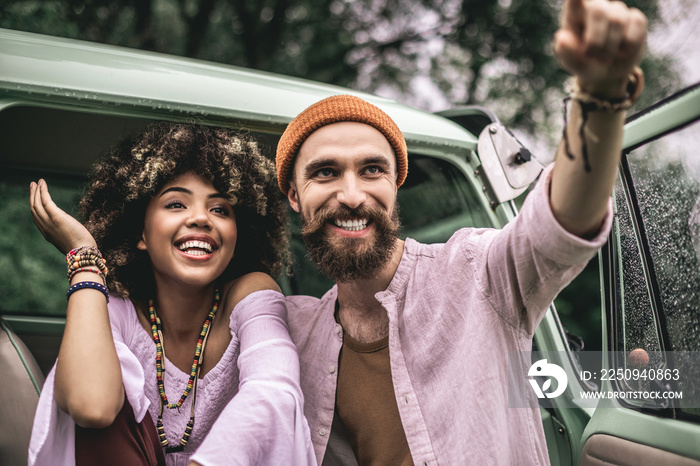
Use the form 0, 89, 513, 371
276, 0, 647, 464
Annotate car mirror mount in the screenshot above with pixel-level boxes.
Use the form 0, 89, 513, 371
476, 122, 544, 207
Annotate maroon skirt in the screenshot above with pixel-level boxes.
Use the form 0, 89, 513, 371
75, 396, 166, 466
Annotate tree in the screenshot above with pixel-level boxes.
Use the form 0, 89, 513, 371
0, 0, 677, 145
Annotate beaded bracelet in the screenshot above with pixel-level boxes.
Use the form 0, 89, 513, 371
67, 245, 102, 260
67, 267, 107, 283
66, 246, 109, 277
66, 281, 110, 302
67, 251, 107, 273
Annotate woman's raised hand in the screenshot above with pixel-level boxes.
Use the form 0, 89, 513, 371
29, 179, 97, 255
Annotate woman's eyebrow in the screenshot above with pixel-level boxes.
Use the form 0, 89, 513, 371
159, 186, 191, 197
159, 186, 227, 199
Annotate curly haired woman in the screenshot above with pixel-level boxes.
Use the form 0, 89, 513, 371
27, 123, 315, 465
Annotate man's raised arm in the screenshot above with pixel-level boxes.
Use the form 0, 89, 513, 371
550, 0, 647, 237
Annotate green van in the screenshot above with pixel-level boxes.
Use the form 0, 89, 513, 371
1, 28, 699, 465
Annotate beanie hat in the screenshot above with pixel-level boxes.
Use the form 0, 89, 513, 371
275, 94, 408, 195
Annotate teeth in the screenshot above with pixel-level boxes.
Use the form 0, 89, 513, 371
184, 249, 208, 256
334, 218, 369, 231
178, 240, 213, 253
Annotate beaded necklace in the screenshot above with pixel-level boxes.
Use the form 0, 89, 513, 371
148, 289, 220, 453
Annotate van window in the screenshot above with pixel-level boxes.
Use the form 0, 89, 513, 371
614, 120, 700, 416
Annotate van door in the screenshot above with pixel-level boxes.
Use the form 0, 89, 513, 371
577, 84, 700, 465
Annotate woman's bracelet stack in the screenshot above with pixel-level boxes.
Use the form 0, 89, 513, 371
65, 246, 109, 302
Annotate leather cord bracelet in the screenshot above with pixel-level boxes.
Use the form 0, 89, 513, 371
562, 66, 645, 172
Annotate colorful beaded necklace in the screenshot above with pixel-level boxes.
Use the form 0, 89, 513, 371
148, 289, 220, 453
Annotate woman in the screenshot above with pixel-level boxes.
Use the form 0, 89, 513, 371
28, 123, 315, 465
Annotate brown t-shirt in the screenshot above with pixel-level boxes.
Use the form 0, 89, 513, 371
335, 330, 413, 465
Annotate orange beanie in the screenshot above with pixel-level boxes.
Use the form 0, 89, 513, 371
275, 94, 408, 195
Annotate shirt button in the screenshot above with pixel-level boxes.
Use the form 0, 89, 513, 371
334, 325, 342, 335
319, 428, 327, 436
329, 365, 336, 374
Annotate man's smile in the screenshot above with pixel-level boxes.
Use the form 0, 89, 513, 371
332, 218, 370, 232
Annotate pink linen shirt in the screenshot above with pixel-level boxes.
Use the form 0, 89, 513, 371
285, 165, 612, 465
29, 290, 315, 466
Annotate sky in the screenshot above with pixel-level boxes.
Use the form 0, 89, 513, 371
649, 0, 700, 87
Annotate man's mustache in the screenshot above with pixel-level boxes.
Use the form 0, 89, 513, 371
300, 204, 394, 236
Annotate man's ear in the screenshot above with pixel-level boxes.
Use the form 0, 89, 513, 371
287, 181, 301, 213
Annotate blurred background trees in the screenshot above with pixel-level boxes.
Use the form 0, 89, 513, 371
0, 0, 685, 150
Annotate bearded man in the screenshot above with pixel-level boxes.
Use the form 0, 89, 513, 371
273, 0, 647, 464
278, 0, 647, 464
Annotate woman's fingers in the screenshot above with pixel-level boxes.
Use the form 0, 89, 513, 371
28, 179, 96, 254
37, 178, 62, 221
30, 180, 50, 229
29, 179, 58, 243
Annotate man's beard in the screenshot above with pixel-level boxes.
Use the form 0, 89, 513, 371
300, 202, 400, 282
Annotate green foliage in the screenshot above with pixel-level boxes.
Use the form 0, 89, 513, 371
0, 176, 85, 316
554, 257, 602, 351
0, 0, 676, 138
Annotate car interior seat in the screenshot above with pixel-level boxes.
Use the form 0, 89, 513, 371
0, 315, 45, 465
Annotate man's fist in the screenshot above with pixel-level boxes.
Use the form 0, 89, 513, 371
554, 0, 647, 98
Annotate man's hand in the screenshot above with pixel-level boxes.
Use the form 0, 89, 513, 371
554, 0, 647, 98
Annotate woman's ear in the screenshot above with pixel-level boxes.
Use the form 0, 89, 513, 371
136, 233, 148, 251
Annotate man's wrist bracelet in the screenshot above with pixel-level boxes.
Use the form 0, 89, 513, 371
567, 66, 645, 112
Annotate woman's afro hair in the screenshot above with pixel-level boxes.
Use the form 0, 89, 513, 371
79, 122, 290, 301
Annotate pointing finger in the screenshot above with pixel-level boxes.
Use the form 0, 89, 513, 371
562, 0, 585, 34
